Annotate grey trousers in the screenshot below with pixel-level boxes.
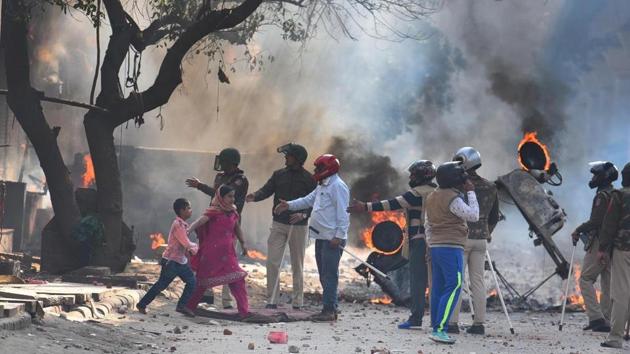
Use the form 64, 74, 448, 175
603, 249, 630, 347
266, 221, 308, 307
580, 238, 611, 322
450, 239, 487, 325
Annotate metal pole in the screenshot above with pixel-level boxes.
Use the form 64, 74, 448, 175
559, 243, 577, 331
486, 249, 515, 334
269, 225, 294, 306
340, 246, 389, 279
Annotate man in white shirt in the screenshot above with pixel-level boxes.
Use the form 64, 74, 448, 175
275, 154, 350, 322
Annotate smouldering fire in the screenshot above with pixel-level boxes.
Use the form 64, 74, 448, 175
370, 295, 393, 305
487, 289, 498, 298
150, 233, 166, 250
246, 249, 267, 261
361, 211, 407, 255
518, 132, 551, 171
82, 154, 96, 187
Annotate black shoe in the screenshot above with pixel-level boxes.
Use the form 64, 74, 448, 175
588, 318, 611, 333
600, 341, 622, 349
223, 305, 234, 310
136, 304, 147, 315
446, 324, 460, 334
201, 294, 214, 305
584, 318, 609, 331
310, 311, 336, 322
292, 306, 302, 310
466, 324, 485, 335
178, 307, 196, 317
265, 304, 278, 309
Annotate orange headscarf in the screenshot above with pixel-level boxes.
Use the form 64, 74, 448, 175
204, 184, 238, 217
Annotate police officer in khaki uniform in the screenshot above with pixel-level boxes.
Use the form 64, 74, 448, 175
186, 147, 249, 309
448, 147, 499, 335
599, 162, 630, 349
572, 161, 618, 332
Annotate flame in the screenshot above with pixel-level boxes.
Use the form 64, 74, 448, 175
82, 154, 96, 187
487, 289, 498, 297
361, 211, 407, 255
370, 295, 393, 305
150, 233, 166, 250
562, 263, 602, 309
246, 249, 267, 261
517, 131, 552, 171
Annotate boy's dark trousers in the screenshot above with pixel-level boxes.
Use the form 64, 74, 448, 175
408, 237, 428, 325
139, 259, 196, 309
315, 239, 346, 312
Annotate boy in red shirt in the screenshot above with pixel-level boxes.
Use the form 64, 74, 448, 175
137, 198, 198, 314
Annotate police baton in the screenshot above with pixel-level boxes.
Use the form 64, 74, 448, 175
486, 249, 515, 334
559, 239, 578, 331
340, 246, 389, 279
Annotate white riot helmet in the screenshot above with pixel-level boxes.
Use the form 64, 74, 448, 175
453, 147, 482, 171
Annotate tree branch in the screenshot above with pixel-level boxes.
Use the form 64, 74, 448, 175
111, 0, 264, 126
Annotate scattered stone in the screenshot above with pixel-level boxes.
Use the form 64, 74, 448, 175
289, 345, 300, 353
174, 326, 182, 334
224, 329, 233, 335
248, 343, 255, 350
117, 305, 128, 314
182, 325, 189, 330
355, 347, 362, 352
333, 336, 341, 342
170, 346, 176, 352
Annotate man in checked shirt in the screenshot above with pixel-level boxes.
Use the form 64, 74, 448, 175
348, 160, 437, 330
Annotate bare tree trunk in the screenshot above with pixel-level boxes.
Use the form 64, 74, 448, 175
2, 0, 81, 272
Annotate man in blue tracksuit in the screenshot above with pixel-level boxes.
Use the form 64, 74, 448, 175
424, 162, 479, 344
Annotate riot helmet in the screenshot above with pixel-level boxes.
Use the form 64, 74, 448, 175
277, 143, 308, 165
436, 161, 468, 189
453, 147, 482, 171
407, 160, 436, 187
588, 161, 618, 189
214, 148, 241, 171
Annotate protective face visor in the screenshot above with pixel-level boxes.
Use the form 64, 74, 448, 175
588, 161, 615, 189
277, 143, 293, 155
214, 155, 223, 171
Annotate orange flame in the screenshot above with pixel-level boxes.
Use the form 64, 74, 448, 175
246, 249, 268, 261
562, 263, 601, 309
82, 154, 96, 187
487, 289, 498, 297
361, 211, 407, 255
150, 233, 166, 250
517, 132, 552, 171
370, 295, 393, 305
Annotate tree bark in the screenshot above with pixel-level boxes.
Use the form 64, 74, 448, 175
2, 0, 81, 271
82, 0, 264, 272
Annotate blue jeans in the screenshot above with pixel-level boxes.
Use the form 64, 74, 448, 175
139, 259, 196, 309
408, 238, 428, 324
315, 239, 346, 312
430, 246, 463, 333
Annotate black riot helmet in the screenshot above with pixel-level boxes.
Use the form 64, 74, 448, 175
436, 161, 468, 189
277, 143, 308, 165
407, 160, 436, 187
214, 148, 241, 171
588, 161, 618, 189
621, 162, 630, 188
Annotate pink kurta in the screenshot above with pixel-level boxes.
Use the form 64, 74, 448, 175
191, 210, 246, 287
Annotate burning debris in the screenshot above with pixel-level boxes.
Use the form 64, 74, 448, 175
81, 154, 95, 188
361, 212, 406, 255
149, 233, 166, 250
246, 249, 267, 261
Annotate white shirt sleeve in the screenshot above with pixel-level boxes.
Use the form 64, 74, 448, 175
288, 187, 317, 211
333, 183, 350, 239
449, 191, 479, 222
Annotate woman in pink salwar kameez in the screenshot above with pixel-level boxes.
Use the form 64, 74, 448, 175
183, 185, 250, 318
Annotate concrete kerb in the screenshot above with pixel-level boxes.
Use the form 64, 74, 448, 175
0, 313, 32, 330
